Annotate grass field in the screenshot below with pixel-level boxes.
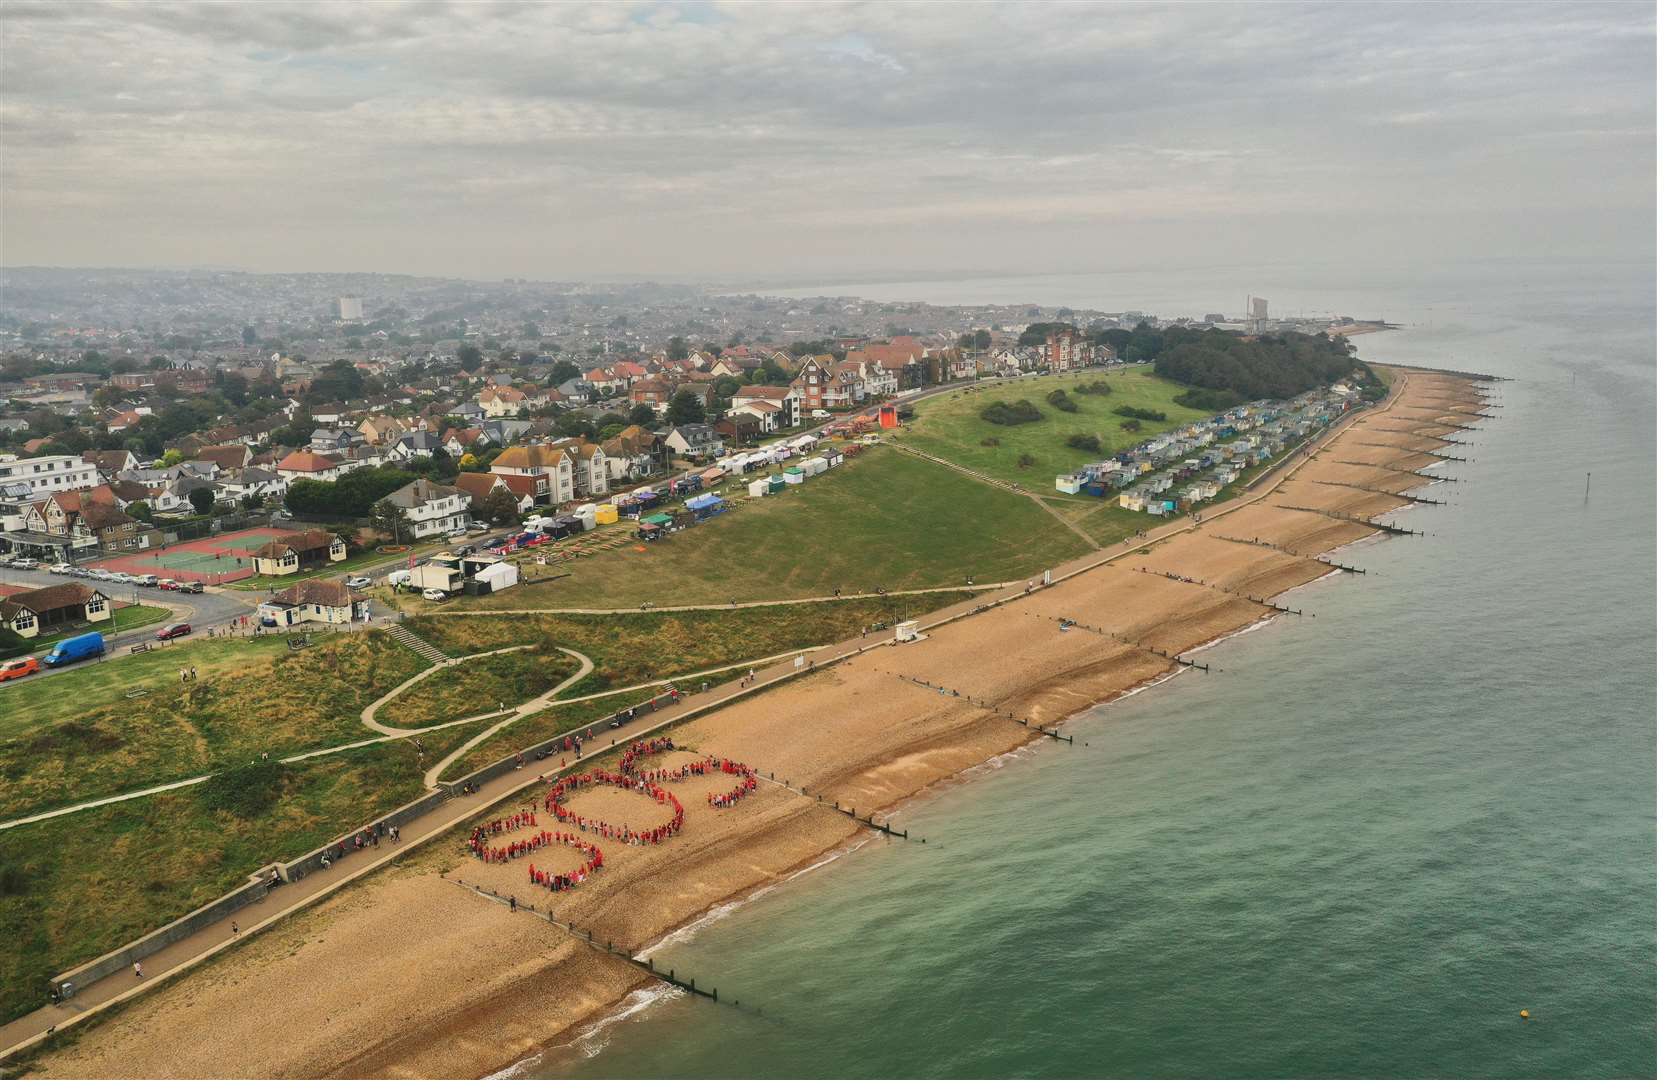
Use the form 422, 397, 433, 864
434, 680, 659, 782
902, 368, 1212, 487
395, 448, 1091, 612
374, 645, 582, 729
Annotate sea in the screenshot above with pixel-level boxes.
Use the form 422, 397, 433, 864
525, 259, 1656, 1080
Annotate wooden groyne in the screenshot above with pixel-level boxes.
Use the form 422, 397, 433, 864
1275, 504, 1425, 537
1333, 459, 1460, 482
740, 767, 917, 840
1130, 566, 1305, 615
1030, 613, 1213, 672
1306, 479, 1448, 506
888, 671, 1077, 741
1350, 442, 1469, 463
1374, 361, 1512, 382
447, 878, 753, 1011
1210, 534, 1369, 574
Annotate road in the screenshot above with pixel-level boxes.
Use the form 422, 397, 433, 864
0, 564, 257, 685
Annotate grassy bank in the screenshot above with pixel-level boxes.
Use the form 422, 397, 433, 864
0, 632, 431, 820
902, 368, 1212, 487
23, 603, 173, 653
374, 645, 581, 730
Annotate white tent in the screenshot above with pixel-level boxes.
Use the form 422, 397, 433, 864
475, 560, 520, 592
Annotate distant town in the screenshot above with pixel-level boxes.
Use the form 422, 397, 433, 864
0, 266, 1386, 572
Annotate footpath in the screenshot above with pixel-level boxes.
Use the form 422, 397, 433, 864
0, 372, 1436, 1063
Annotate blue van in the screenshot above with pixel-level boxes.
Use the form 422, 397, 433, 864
43, 631, 105, 667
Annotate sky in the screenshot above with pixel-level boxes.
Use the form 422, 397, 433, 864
1, 1, 1653, 282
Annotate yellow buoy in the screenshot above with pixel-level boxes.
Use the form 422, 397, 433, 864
1519, 1010, 1530, 1020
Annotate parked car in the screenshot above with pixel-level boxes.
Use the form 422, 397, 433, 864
810, 409, 831, 420
452, 544, 475, 556
345, 576, 373, 589
11, 558, 39, 570
384, 569, 413, 587
134, 574, 159, 587
156, 622, 193, 641
0, 656, 41, 682
466, 522, 489, 534
43, 631, 105, 667
157, 579, 179, 591
48, 563, 73, 575
421, 588, 448, 602
0, 555, 15, 568
446, 530, 468, 541
177, 581, 204, 594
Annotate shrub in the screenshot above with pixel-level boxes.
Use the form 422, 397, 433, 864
1120, 419, 1142, 433
981, 400, 1044, 426
0, 627, 28, 660
1114, 405, 1167, 422
199, 759, 286, 819
1045, 389, 1078, 413
1066, 433, 1102, 453
1073, 380, 1114, 396
1016, 453, 1037, 469
980, 437, 1001, 447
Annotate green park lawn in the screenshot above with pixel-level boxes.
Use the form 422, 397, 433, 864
901, 368, 1212, 487
399, 447, 1091, 612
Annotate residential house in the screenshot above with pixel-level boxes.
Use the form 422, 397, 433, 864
276, 450, 349, 483
453, 470, 533, 514
384, 478, 472, 539
489, 444, 575, 506
629, 377, 674, 414
309, 428, 363, 454
599, 425, 668, 482
730, 385, 800, 429
790, 355, 861, 411
1040, 329, 1093, 372
82, 449, 138, 479
387, 431, 445, 461
663, 424, 724, 460
194, 444, 252, 473
550, 439, 608, 497
715, 413, 763, 446
218, 467, 287, 505
250, 529, 348, 577
478, 386, 528, 418
442, 427, 490, 458
357, 415, 410, 446
0, 583, 112, 638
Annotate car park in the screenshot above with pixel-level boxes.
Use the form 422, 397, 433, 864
156, 622, 193, 641
0, 656, 41, 682
345, 576, 373, 589
421, 588, 448, 602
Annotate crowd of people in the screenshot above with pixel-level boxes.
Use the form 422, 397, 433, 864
466, 812, 607, 893
619, 738, 760, 809
543, 766, 686, 845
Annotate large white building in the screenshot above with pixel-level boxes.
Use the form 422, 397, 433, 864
338, 296, 365, 321
0, 454, 101, 498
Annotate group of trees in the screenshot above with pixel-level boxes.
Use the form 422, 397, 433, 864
1045, 389, 1078, 413
1114, 405, 1167, 422
285, 466, 419, 519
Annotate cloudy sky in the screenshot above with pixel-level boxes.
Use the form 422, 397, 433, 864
2, 1, 1652, 281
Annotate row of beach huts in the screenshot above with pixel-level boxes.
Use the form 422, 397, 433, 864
1056, 384, 1361, 516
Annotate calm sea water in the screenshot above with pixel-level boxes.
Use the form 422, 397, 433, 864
532, 261, 1656, 1080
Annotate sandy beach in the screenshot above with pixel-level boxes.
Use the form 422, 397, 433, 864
30, 370, 1490, 1080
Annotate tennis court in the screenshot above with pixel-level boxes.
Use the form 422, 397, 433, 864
89, 525, 293, 584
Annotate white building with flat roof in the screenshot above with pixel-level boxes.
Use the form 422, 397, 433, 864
338, 296, 365, 321
0, 454, 101, 497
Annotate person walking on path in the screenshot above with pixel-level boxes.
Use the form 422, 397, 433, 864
133, 962, 143, 978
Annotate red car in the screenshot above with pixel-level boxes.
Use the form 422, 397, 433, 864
156, 622, 193, 641
0, 656, 40, 682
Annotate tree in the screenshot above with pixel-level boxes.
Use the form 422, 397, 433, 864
457, 344, 484, 372
242, 325, 259, 345
127, 500, 154, 523
160, 449, 185, 467
627, 404, 657, 426
666, 389, 705, 426
666, 336, 689, 362
550, 359, 580, 385
477, 489, 521, 527
306, 359, 365, 404
369, 498, 412, 544
187, 487, 216, 515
